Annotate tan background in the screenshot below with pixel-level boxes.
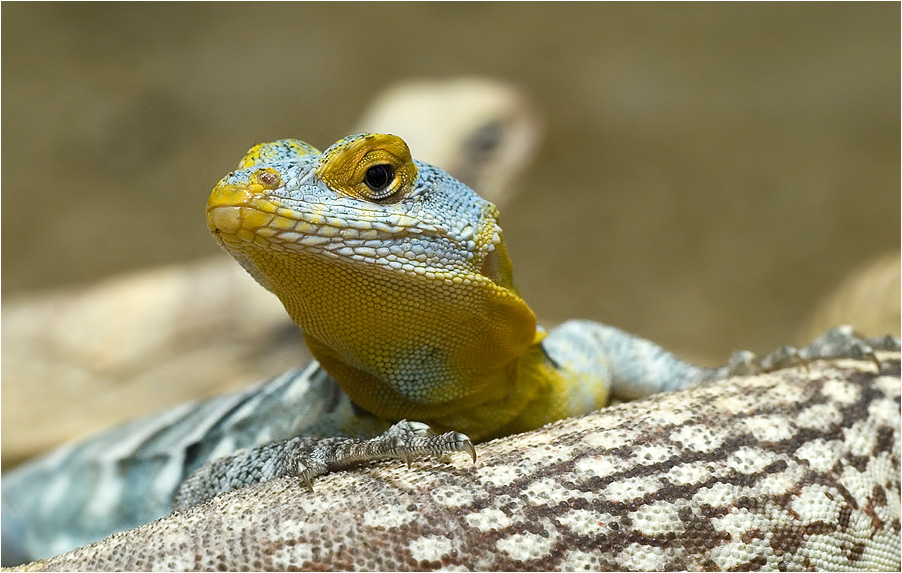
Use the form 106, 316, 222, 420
3, 3, 899, 361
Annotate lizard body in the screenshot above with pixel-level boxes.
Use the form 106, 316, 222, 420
2, 134, 898, 567
204, 133, 709, 442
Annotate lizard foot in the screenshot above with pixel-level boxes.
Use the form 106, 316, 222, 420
291, 419, 476, 491
173, 420, 474, 510
725, 325, 901, 376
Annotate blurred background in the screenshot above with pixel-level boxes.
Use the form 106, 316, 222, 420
3, 4, 898, 370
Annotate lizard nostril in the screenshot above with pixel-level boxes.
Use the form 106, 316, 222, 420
256, 169, 281, 189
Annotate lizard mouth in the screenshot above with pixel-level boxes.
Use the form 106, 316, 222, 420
206, 195, 466, 290
208, 174, 469, 248
207, 195, 440, 252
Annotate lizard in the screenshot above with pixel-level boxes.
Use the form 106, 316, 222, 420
1, 76, 539, 470
9, 356, 900, 571
2, 133, 898, 566
797, 250, 900, 344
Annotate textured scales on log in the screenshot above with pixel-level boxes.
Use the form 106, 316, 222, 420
11, 354, 900, 572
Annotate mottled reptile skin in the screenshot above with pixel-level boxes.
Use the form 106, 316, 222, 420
11, 356, 900, 572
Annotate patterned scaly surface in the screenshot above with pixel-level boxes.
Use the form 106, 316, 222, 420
11, 356, 900, 572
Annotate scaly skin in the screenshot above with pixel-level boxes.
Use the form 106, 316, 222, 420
11, 357, 901, 572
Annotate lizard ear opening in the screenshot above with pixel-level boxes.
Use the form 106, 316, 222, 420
480, 239, 517, 291
476, 205, 517, 291
238, 139, 321, 169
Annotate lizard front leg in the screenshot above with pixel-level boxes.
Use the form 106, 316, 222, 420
172, 420, 475, 511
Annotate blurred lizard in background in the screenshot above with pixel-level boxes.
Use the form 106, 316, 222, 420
797, 250, 900, 344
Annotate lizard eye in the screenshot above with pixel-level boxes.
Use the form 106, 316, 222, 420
363, 164, 395, 196
316, 133, 418, 203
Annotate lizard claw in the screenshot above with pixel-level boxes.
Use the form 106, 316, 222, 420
755, 344, 806, 372
297, 462, 315, 492
724, 326, 900, 378
460, 436, 478, 463
385, 420, 475, 462
799, 325, 899, 372
726, 349, 758, 376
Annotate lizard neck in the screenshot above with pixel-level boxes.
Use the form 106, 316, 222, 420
253, 243, 548, 439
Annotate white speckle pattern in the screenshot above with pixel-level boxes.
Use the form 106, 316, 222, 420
495, 526, 559, 561
662, 460, 718, 486
430, 485, 476, 507
742, 414, 796, 442
555, 508, 614, 536
669, 424, 726, 452
868, 394, 899, 424
580, 425, 641, 449
630, 502, 684, 537
574, 454, 629, 479
726, 447, 778, 474
618, 540, 669, 571
630, 442, 680, 463
362, 504, 419, 528
476, 463, 526, 487
693, 481, 749, 507
464, 507, 511, 531
792, 484, 842, 524
601, 475, 662, 501
795, 437, 844, 472
755, 462, 807, 495
844, 419, 879, 457
557, 548, 603, 571
521, 477, 585, 506
821, 377, 860, 404
17, 354, 901, 572
796, 403, 842, 429
407, 534, 454, 562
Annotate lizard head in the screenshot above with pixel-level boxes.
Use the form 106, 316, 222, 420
207, 133, 515, 292
206, 134, 540, 429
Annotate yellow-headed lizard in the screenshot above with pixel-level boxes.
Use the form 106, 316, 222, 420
2, 134, 897, 567
179, 133, 898, 506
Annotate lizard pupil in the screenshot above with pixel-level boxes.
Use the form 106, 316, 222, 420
364, 164, 394, 193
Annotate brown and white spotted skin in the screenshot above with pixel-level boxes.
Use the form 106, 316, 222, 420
13, 355, 900, 572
